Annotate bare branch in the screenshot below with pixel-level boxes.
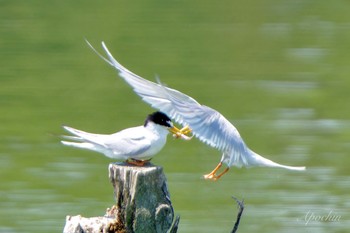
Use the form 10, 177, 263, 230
231, 196, 245, 233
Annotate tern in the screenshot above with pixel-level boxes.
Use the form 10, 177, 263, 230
87, 41, 306, 180
61, 111, 191, 166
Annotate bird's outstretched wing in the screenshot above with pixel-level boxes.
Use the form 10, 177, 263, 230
158, 86, 246, 152
89, 41, 245, 153
86, 40, 198, 124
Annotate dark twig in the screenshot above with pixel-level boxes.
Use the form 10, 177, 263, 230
230, 196, 244, 233
167, 215, 180, 233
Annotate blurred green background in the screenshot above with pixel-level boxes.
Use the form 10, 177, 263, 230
1, 0, 349, 232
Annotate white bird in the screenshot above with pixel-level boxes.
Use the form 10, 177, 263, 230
61, 111, 190, 166
87, 41, 306, 180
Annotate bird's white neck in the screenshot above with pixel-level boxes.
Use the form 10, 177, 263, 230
145, 122, 169, 137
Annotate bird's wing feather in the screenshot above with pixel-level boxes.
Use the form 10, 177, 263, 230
87, 41, 199, 124
62, 126, 151, 157
159, 88, 246, 152
90, 42, 245, 153
106, 136, 152, 157
106, 128, 152, 157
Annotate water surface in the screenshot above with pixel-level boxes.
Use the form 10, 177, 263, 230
1, 1, 349, 232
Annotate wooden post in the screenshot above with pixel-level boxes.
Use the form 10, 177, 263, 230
109, 163, 174, 233
63, 163, 177, 233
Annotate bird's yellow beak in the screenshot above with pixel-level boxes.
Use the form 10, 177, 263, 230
168, 125, 192, 140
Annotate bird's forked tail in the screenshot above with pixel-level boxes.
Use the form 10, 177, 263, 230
247, 149, 306, 171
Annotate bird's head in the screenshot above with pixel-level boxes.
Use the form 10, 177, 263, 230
144, 111, 192, 139
144, 111, 172, 127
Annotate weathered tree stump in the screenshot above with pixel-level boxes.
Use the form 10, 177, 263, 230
63, 163, 176, 233
109, 163, 174, 233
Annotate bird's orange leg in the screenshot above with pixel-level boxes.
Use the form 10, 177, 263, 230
203, 162, 230, 181
215, 167, 230, 180
126, 158, 151, 166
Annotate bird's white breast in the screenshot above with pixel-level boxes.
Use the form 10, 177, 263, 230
140, 123, 169, 159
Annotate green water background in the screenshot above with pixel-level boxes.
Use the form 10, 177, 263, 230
1, 1, 349, 232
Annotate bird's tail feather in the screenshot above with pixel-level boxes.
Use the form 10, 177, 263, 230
61, 125, 107, 147
61, 141, 97, 151
61, 135, 83, 142
247, 149, 306, 171
62, 126, 90, 139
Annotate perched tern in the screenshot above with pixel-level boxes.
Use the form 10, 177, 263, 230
87, 41, 306, 180
61, 111, 191, 166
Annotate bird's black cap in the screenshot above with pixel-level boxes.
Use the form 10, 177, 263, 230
144, 111, 172, 127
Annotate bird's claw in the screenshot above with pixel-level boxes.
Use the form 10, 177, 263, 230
203, 162, 230, 181
203, 173, 219, 181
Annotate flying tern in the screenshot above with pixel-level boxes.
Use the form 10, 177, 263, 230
87, 41, 306, 180
61, 111, 191, 166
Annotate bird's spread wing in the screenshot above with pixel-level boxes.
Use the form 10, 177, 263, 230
159, 87, 246, 152
86, 41, 198, 124
89, 41, 245, 153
